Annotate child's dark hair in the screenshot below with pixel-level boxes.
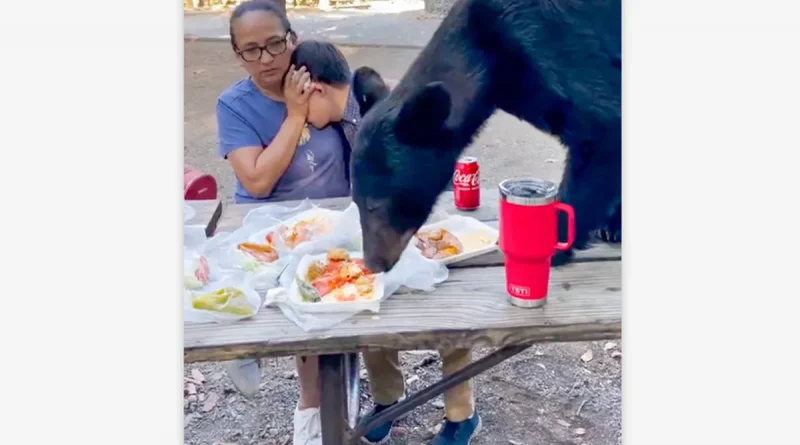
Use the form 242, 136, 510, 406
289, 41, 351, 86
229, 0, 296, 50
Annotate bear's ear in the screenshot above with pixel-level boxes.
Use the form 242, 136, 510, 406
394, 82, 452, 147
353, 66, 390, 115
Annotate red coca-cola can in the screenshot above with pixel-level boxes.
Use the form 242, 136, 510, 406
453, 156, 480, 210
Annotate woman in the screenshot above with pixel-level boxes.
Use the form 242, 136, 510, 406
218, 2, 351, 204
214, 1, 349, 444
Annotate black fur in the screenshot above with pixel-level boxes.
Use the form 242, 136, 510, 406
352, 67, 391, 116
351, 0, 621, 272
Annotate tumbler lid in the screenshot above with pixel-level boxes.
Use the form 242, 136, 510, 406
499, 178, 558, 206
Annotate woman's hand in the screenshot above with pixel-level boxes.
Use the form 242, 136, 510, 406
284, 64, 313, 120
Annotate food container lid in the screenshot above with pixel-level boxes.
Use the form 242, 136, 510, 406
499, 178, 558, 206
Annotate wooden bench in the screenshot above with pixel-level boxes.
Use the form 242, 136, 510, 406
184, 188, 621, 444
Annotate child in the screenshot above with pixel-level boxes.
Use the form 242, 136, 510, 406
291, 40, 482, 445
289, 41, 390, 180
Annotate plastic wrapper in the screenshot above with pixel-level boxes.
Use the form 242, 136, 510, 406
184, 272, 261, 324
205, 225, 288, 292
184, 202, 196, 222
183, 225, 221, 290
265, 202, 449, 331
205, 199, 339, 292
248, 207, 343, 254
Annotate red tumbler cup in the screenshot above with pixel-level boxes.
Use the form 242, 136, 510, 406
498, 178, 575, 308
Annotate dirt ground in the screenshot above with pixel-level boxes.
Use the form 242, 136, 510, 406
183, 40, 622, 445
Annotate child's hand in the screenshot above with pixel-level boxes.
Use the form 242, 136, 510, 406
284, 65, 313, 120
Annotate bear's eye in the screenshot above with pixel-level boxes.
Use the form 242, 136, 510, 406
364, 199, 383, 213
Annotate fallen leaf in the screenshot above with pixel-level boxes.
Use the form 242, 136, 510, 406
611, 351, 622, 359
574, 428, 586, 436
557, 419, 571, 428
186, 383, 197, 395
537, 363, 546, 370
202, 392, 219, 412
603, 342, 617, 351
581, 349, 594, 363
184, 377, 202, 386
192, 368, 205, 383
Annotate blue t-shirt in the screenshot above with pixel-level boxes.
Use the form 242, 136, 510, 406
216, 78, 351, 204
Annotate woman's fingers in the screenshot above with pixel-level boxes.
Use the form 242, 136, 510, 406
299, 81, 314, 101
295, 72, 311, 95
290, 66, 306, 84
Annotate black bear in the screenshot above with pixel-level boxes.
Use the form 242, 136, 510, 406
350, 0, 621, 272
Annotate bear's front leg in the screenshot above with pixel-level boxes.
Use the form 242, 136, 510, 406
552, 150, 620, 267
595, 202, 621, 244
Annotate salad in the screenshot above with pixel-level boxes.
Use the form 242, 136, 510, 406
296, 248, 377, 303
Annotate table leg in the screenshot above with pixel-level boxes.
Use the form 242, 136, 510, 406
319, 354, 346, 445
344, 352, 361, 428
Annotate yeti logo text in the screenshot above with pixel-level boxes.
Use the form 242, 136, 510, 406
453, 170, 480, 189
509, 284, 530, 297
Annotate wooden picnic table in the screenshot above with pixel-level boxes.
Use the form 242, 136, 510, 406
183, 187, 621, 445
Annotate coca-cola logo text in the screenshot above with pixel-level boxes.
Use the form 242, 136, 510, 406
453, 170, 480, 188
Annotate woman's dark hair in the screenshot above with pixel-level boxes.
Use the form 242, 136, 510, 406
229, 0, 296, 50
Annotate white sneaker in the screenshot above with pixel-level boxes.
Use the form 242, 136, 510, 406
222, 358, 261, 399
293, 404, 322, 445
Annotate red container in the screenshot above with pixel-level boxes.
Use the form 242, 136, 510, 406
184, 166, 218, 201
453, 156, 480, 210
498, 178, 575, 308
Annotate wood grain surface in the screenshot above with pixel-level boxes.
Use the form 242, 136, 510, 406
184, 260, 621, 363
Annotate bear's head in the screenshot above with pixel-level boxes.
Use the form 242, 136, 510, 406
351, 81, 461, 273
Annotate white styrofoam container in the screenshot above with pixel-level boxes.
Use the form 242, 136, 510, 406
415, 215, 499, 265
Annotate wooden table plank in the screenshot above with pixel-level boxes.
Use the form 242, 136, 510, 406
185, 199, 223, 237
184, 260, 621, 363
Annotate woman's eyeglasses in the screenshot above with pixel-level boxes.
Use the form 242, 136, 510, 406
236, 32, 290, 62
